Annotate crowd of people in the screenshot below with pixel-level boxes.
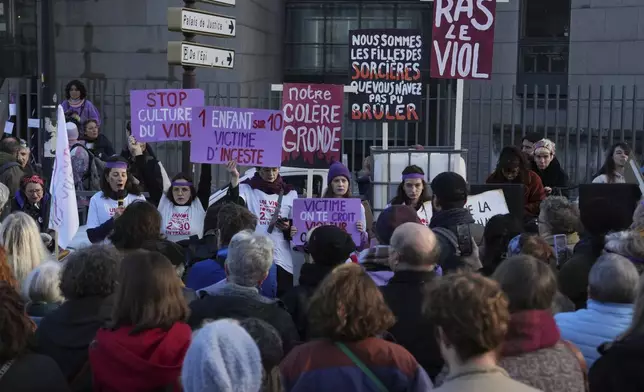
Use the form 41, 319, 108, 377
1, 79, 644, 391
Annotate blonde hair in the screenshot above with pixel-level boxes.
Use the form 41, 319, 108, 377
21, 261, 64, 303
0, 212, 49, 283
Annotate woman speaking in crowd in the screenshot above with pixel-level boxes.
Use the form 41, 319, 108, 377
388, 165, 432, 225
225, 160, 296, 296
11, 174, 50, 233
87, 156, 145, 243
593, 142, 631, 184
323, 162, 367, 247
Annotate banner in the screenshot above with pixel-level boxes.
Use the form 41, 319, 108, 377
430, 0, 496, 80
48, 105, 79, 249
281, 83, 343, 168
292, 198, 362, 246
130, 89, 205, 142
349, 29, 423, 122
465, 189, 509, 226
190, 106, 284, 167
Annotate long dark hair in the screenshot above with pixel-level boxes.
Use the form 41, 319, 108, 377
491, 146, 530, 184
596, 142, 631, 183
166, 172, 197, 205
390, 165, 431, 209
65, 79, 87, 100
481, 214, 523, 275
109, 250, 188, 334
100, 156, 141, 198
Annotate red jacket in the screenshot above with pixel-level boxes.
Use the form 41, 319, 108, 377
486, 170, 546, 218
89, 323, 191, 392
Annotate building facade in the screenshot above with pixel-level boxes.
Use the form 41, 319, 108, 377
0, 0, 643, 183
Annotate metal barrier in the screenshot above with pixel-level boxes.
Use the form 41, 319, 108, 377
3, 79, 644, 188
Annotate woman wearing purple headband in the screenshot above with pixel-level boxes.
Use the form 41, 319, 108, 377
157, 172, 211, 242
86, 156, 145, 243
388, 165, 433, 225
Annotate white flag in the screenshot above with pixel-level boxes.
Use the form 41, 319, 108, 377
48, 105, 79, 249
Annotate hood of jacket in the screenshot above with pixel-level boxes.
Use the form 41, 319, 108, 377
90, 323, 191, 391
0, 151, 17, 166
502, 310, 560, 357
37, 296, 114, 350
532, 156, 568, 188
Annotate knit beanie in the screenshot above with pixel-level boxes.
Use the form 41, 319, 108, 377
376, 205, 421, 245
430, 172, 468, 204
307, 225, 356, 266
181, 319, 263, 392
328, 162, 351, 184
66, 122, 79, 141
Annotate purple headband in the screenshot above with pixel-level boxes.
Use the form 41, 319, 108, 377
172, 181, 193, 187
402, 173, 424, 181
105, 161, 128, 169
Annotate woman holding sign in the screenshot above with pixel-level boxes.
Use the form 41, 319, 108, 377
323, 162, 368, 247
225, 160, 297, 296
388, 165, 433, 226
86, 156, 146, 243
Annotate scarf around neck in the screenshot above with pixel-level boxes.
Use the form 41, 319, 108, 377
501, 309, 560, 357
243, 173, 294, 195
68, 98, 85, 108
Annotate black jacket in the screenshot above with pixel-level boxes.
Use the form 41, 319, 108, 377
381, 270, 444, 381
188, 290, 300, 354
11, 190, 51, 232
589, 335, 644, 392
85, 133, 114, 160
34, 295, 114, 392
531, 157, 569, 195
558, 240, 602, 309
429, 208, 484, 272
0, 353, 71, 392
281, 263, 335, 340
120, 149, 164, 206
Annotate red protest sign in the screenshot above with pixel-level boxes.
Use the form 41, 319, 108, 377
430, 0, 497, 80
281, 83, 343, 169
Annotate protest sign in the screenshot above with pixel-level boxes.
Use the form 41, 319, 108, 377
190, 106, 284, 167
349, 29, 423, 122
431, 0, 496, 80
281, 83, 343, 168
465, 189, 509, 226
130, 89, 205, 142
292, 198, 362, 246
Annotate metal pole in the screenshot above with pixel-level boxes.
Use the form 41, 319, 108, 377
454, 79, 464, 150
37, 0, 57, 180
181, 0, 198, 174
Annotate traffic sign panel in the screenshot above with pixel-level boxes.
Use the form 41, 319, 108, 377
168, 41, 235, 69
168, 7, 236, 38
198, 0, 235, 6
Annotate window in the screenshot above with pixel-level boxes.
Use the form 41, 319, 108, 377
282, 175, 324, 198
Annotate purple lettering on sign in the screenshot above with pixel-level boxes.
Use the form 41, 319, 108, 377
292, 198, 362, 246
189, 106, 284, 167
430, 0, 497, 80
130, 89, 205, 142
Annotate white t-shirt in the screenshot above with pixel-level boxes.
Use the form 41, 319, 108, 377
238, 183, 298, 274
592, 172, 626, 184
158, 195, 205, 242
86, 191, 146, 229
386, 201, 433, 226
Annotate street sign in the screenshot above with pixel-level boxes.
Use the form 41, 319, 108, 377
168, 41, 235, 69
198, 0, 235, 6
168, 7, 236, 38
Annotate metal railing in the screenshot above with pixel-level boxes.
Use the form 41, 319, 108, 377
2, 79, 643, 188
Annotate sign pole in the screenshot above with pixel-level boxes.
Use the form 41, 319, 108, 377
454, 79, 464, 150
382, 123, 389, 150
271, 84, 356, 198
180, 0, 198, 174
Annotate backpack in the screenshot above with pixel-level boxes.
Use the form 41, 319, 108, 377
433, 225, 482, 273
71, 143, 104, 191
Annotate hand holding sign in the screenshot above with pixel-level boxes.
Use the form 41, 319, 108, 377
226, 160, 240, 188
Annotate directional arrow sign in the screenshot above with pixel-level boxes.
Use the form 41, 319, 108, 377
168, 41, 235, 69
198, 0, 235, 6
168, 8, 236, 38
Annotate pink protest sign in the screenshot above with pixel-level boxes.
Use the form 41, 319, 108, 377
430, 0, 497, 80
292, 198, 362, 246
281, 83, 343, 169
130, 89, 205, 142
190, 106, 284, 167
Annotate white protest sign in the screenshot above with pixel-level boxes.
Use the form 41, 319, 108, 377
465, 189, 509, 226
